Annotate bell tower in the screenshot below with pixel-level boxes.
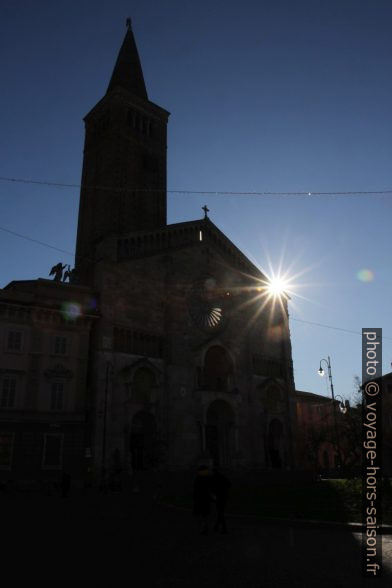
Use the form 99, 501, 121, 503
75, 21, 170, 284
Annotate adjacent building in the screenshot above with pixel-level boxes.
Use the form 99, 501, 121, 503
296, 390, 361, 473
0, 279, 96, 488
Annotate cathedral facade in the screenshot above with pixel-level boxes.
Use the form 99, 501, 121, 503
77, 25, 297, 476
0, 25, 297, 487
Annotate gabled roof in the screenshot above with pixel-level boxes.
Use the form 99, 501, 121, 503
115, 217, 268, 281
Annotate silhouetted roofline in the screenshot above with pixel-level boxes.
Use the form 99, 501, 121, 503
112, 217, 268, 280
2, 278, 91, 293
296, 390, 332, 402
106, 23, 148, 99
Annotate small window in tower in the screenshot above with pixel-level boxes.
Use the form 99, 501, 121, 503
94, 111, 111, 138
199, 230, 203, 241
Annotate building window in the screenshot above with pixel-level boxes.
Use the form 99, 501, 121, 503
51, 382, 64, 411
1, 378, 16, 409
131, 367, 156, 403
54, 336, 67, 355
7, 330, 23, 351
42, 434, 63, 469
127, 109, 154, 137
113, 326, 164, 358
203, 346, 233, 391
0, 433, 14, 469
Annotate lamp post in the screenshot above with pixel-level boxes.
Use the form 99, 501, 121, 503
318, 356, 342, 470
334, 394, 348, 415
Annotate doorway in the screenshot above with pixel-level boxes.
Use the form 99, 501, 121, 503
129, 411, 157, 470
205, 399, 235, 467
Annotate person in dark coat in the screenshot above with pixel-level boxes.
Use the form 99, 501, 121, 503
211, 467, 231, 533
193, 465, 213, 535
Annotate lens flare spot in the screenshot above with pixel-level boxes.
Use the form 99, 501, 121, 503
267, 325, 284, 342
357, 269, 374, 283
61, 302, 81, 321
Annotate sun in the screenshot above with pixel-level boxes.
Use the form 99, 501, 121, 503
267, 276, 289, 297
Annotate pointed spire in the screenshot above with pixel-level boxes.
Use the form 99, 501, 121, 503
107, 20, 148, 99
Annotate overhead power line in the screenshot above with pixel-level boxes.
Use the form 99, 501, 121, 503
290, 317, 392, 341
0, 175, 391, 197
0, 225, 76, 257
0, 221, 390, 341
1, 175, 391, 341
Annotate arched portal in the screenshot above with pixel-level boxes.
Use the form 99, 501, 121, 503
206, 399, 235, 467
129, 411, 156, 471
268, 418, 283, 468
204, 346, 233, 391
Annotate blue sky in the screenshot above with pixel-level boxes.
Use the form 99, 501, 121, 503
1, 0, 391, 401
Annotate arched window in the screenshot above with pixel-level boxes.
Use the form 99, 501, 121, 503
203, 346, 233, 391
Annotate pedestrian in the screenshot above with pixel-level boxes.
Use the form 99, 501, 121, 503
211, 467, 231, 534
193, 465, 213, 535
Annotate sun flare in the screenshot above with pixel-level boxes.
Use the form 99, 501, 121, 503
267, 277, 289, 297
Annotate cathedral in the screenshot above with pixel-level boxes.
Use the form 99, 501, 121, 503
0, 24, 297, 487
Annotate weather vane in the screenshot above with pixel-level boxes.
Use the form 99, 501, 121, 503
202, 205, 210, 219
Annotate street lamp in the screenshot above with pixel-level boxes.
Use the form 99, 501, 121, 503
318, 356, 342, 470
335, 394, 348, 415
